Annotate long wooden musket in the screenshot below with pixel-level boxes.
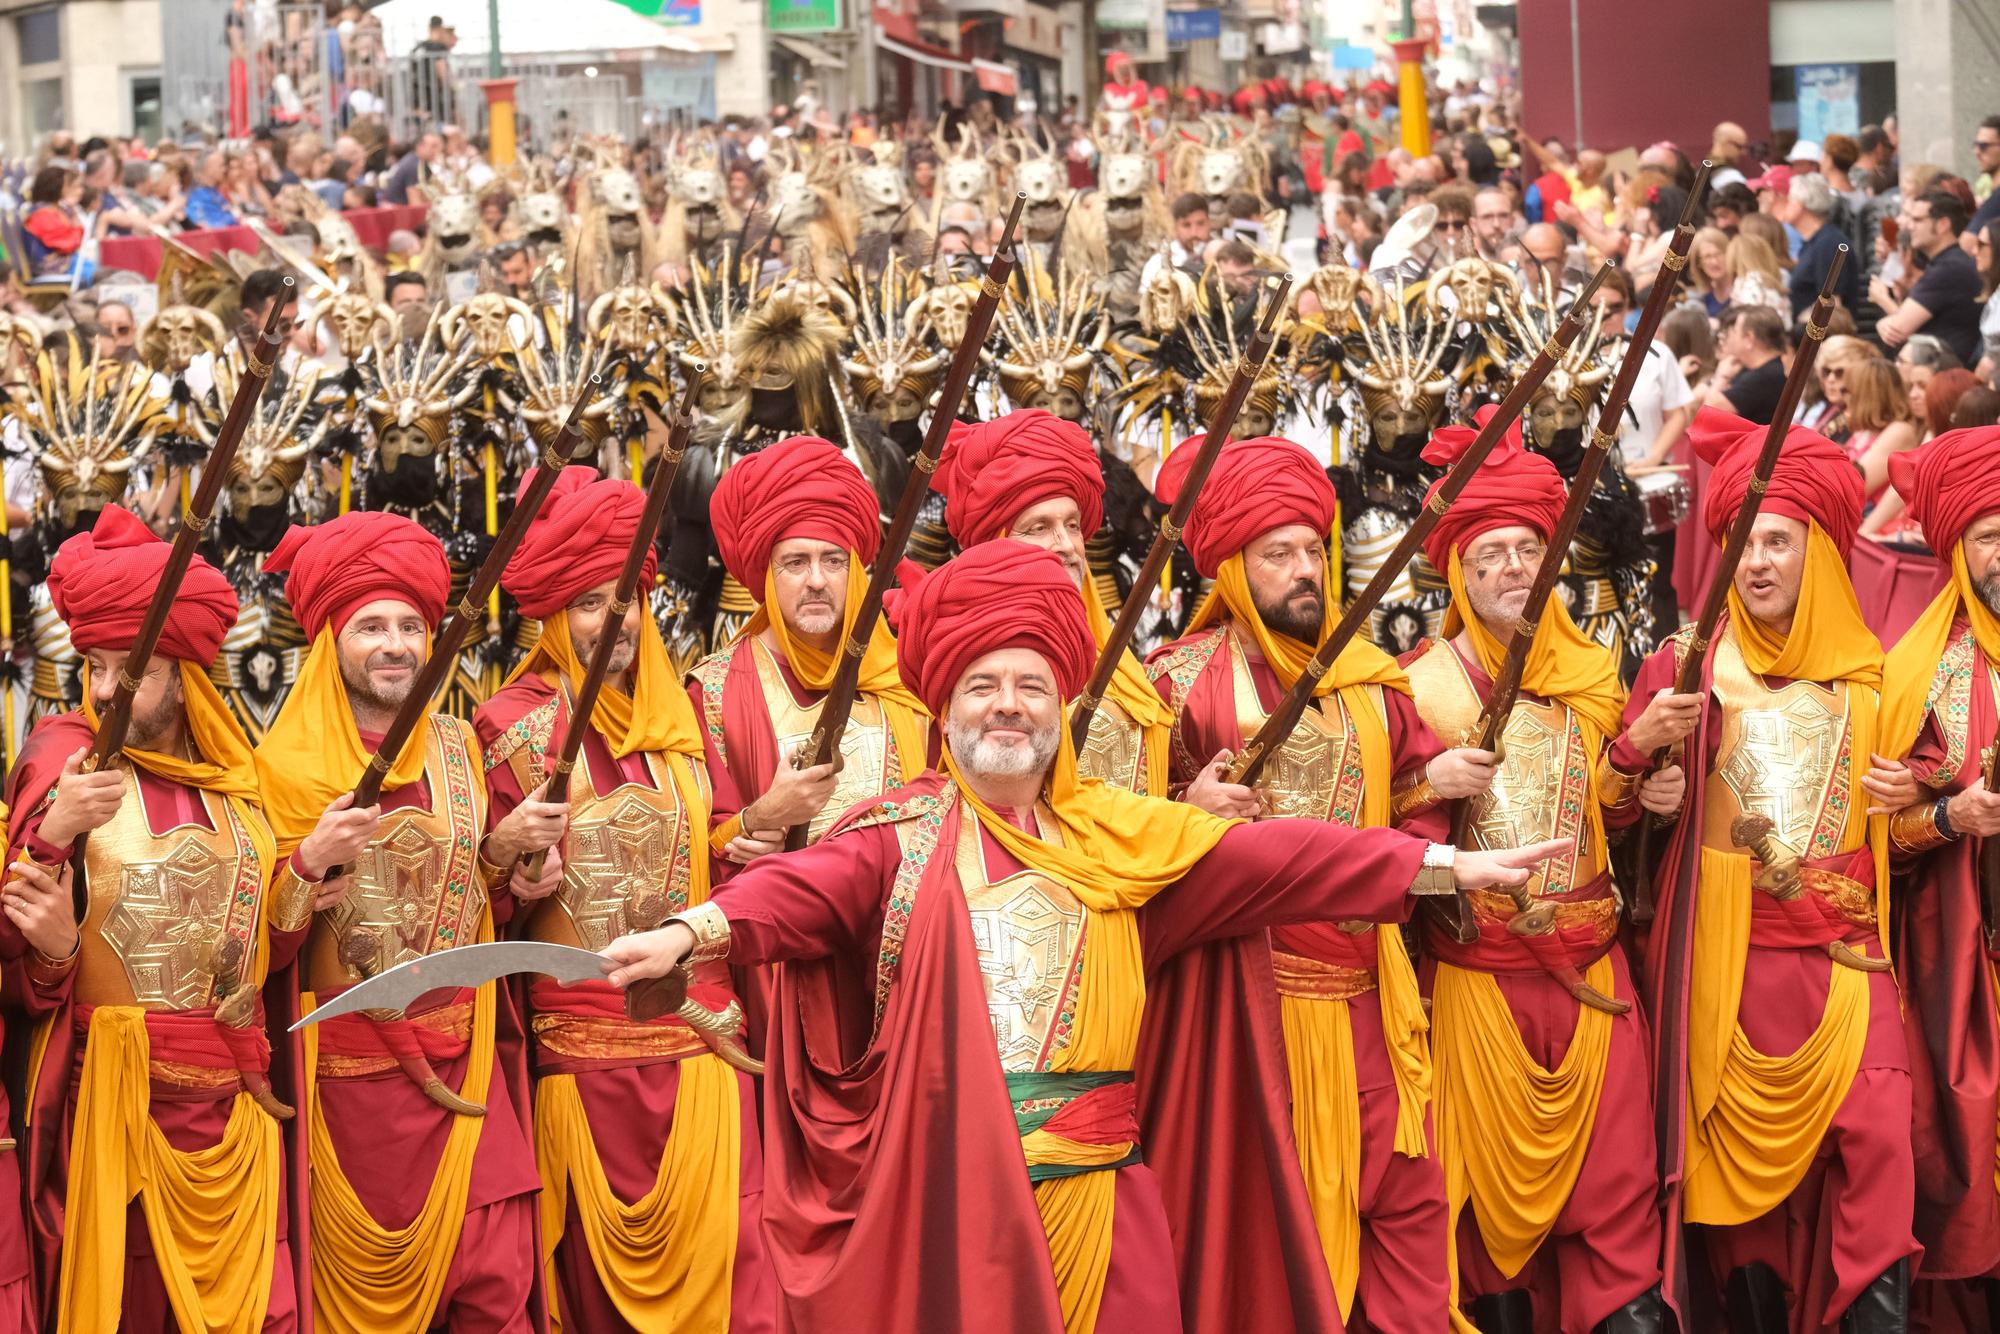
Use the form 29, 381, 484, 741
777, 193, 1028, 851
1221, 263, 1613, 791
520, 372, 703, 881
1067, 273, 1293, 751
1627, 245, 1850, 925
88, 279, 295, 767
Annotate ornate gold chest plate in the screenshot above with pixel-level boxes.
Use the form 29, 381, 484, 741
327, 719, 489, 974
1077, 696, 1146, 793
84, 767, 264, 1010
752, 638, 900, 844
1702, 632, 1852, 859
1230, 637, 1367, 827
954, 817, 1087, 1073
553, 754, 691, 952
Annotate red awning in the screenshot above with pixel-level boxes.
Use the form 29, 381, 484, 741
973, 60, 1017, 95
877, 31, 971, 71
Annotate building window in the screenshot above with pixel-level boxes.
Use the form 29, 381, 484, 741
23, 78, 64, 137
129, 73, 164, 143
17, 7, 61, 65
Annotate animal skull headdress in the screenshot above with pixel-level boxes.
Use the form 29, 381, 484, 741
200, 349, 329, 492
671, 246, 761, 404
141, 304, 230, 376
441, 292, 534, 361
1496, 274, 1611, 412
587, 282, 678, 356
840, 259, 945, 417
513, 302, 618, 449
363, 307, 478, 446
5, 344, 169, 522
1351, 283, 1454, 434
990, 252, 1107, 412
1187, 274, 1291, 428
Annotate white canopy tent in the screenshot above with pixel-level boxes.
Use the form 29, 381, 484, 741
372, 0, 711, 62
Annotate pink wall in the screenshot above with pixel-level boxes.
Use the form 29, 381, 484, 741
1517, 0, 1771, 158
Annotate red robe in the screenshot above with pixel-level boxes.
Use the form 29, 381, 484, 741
1610, 622, 1917, 1330
3, 712, 307, 1332
1888, 616, 2000, 1282
474, 675, 776, 1333
1148, 625, 1452, 1333
709, 770, 1429, 1333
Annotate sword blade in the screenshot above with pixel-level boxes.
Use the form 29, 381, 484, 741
291, 940, 609, 1030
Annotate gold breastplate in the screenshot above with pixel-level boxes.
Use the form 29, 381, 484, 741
1403, 640, 1597, 894
1701, 630, 1854, 860
81, 766, 266, 1010
319, 719, 489, 978
1077, 696, 1147, 793
954, 815, 1087, 1073
751, 637, 900, 844
1230, 636, 1368, 827
536, 750, 695, 953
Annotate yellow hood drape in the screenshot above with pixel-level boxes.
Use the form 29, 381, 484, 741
1441, 550, 1626, 742
1191, 553, 1409, 700
746, 556, 931, 776
506, 613, 702, 760
1077, 574, 1175, 797
254, 627, 435, 857
1880, 542, 2000, 761
1726, 522, 1883, 692
59, 1009, 282, 1334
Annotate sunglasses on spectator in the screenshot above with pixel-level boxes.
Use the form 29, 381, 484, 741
1978, 138, 2000, 152
1436, 219, 1468, 232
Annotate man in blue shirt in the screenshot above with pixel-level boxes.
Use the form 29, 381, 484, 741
1783, 173, 1859, 320
183, 150, 238, 230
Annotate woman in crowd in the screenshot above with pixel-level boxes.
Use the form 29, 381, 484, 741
20, 166, 84, 277
1726, 230, 1792, 320
1689, 226, 1734, 317
1896, 334, 1962, 425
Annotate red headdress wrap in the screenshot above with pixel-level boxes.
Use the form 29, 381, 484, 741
1888, 426, 2000, 552
710, 435, 882, 590
1155, 435, 1336, 579
1418, 405, 1567, 571
893, 541, 1097, 716
934, 409, 1104, 549
501, 467, 658, 619
266, 510, 451, 640
49, 505, 239, 663
1691, 408, 1862, 557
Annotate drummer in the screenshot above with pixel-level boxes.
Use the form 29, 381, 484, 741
1591, 271, 1694, 634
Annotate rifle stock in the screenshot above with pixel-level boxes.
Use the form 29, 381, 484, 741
1627, 244, 1849, 925
89, 279, 295, 767
775, 193, 1029, 852
1067, 273, 1293, 751
1223, 263, 1614, 790
520, 371, 704, 882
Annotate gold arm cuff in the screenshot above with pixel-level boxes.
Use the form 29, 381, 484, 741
268, 865, 317, 934
27, 938, 78, 989
475, 850, 511, 891
1412, 842, 1457, 897
1889, 802, 1951, 856
670, 901, 731, 964
1594, 762, 1644, 811
1390, 767, 1442, 821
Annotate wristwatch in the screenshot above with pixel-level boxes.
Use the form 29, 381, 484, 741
1414, 842, 1458, 897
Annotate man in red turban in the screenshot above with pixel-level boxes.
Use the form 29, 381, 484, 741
933, 408, 1173, 796
1146, 434, 1474, 1331
1604, 407, 1913, 1331
693, 434, 928, 867
253, 509, 550, 1332
2, 504, 302, 1330
475, 469, 774, 1329
1860, 426, 2000, 1297
1400, 423, 1664, 1331
602, 539, 1569, 1334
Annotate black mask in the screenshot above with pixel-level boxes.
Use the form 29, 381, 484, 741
1364, 430, 1433, 477
1534, 426, 1588, 476
885, 415, 923, 455
368, 460, 440, 508
749, 386, 799, 431
221, 500, 290, 552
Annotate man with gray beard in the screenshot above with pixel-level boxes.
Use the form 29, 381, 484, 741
1865, 426, 2000, 1316
601, 540, 1569, 1334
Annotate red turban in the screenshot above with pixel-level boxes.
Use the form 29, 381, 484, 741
1154, 435, 1336, 578
501, 468, 657, 619
934, 409, 1104, 549
1419, 405, 1567, 572
49, 506, 238, 663
266, 510, 451, 640
1889, 426, 2000, 552
710, 435, 881, 591
1692, 408, 1862, 557
894, 540, 1097, 716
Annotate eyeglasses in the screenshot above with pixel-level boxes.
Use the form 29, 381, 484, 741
1467, 542, 1547, 575
1436, 219, 1467, 232
1977, 139, 2000, 153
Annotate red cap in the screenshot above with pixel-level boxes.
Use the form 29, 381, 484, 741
49, 506, 238, 663
1155, 436, 1336, 579
893, 540, 1096, 716
933, 409, 1104, 550
1888, 426, 2000, 552
266, 510, 451, 640
1418, 407, 1567, 573
710, 435, 882, 591
1746, 165, 1792, 195
501, 467, 658, 619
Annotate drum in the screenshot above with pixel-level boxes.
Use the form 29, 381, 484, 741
1635, 470, 1691, 536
